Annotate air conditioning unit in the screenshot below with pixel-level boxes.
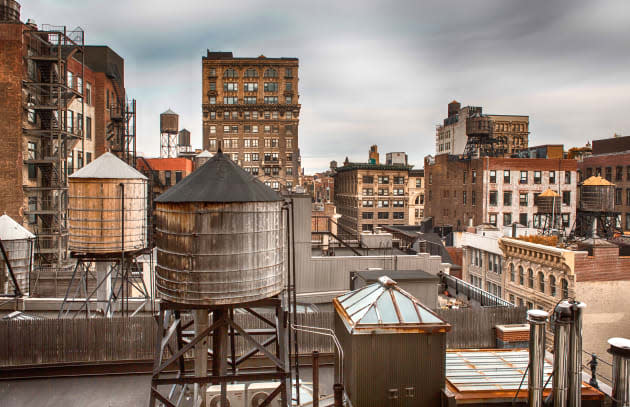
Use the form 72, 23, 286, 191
207, 384, 245, 407
246, 382, 282, 407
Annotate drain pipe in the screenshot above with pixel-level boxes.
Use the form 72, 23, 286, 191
528, 309, 549, 407
553, 301, 573, 407
568, 301, 586, 407
608, 337, 630, 407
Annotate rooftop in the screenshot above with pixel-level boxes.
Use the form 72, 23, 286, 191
334, 162, 413, 173
204, 50, 298, 62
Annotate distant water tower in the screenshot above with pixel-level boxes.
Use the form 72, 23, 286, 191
160, 108, 179, 158
177, 128, 191, 154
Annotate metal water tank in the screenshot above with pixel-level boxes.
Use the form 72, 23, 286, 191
578, 176, 615, 212
535, 188, 561, 214
178, 128, 191, 147
0, 0, 20, 22
160, 108, 179, 134
0, 214, 34, 295
154, 151, 285, 305
68, 152, 148, 254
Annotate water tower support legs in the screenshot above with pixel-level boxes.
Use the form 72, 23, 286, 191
193, 310, 209, 406
96, 262, 112, 315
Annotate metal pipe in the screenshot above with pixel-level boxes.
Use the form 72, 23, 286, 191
554, 301, 573, 407
608, 337, 630, 407
568, 301, 586, 407
313, 351, 319, 407
528, 309, 549, 407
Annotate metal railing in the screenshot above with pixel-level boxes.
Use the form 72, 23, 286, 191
440, 273, 514, 307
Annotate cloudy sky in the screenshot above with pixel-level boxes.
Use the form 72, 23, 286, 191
23, 0, 630, 173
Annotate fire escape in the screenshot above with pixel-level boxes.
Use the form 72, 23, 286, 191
106, 63, 136, 167
22, 26, 84, 284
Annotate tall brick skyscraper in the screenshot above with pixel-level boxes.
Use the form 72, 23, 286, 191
201, 51, 301, 191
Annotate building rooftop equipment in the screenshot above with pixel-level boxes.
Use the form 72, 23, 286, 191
581, 176, 614, 186
156, 151, 281, 203
69, 152, 147, 180
445, 349, 603, 404
334, 276, 450, 334
0, 214, 35, 241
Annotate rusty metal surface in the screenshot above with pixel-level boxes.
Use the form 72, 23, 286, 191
155, 201, 285, 305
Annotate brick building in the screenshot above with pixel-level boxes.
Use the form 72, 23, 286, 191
424, 154, 577, 233
333, 159, 412, 237
0, 4, 134, 284
201, 51, 301, 191
435, 100, 529, 156
578, 135, 630, 231
408, 169, 424, 225
302, 173, 334, 203
136, 157, 194, 198
499, 237, 630, 374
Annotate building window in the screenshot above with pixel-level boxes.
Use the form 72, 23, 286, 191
489, 170, 496, 183
488, 213, 497, 226
164, 170, 172, 185
519, 213, 528, 226
561, 278, 568, 298
264, 68, 278, 78
393, 188, 404, 196
394, 176, 405, 184
489, 191, 498, 206
616, 188, 623, 205
393, 212, 404, 219
518, 266, 524, 285
244, 97, 257, 104
471, 170, 477, 184
210, 97, 217, 105
223, 83, 239, 92
503, 213, 512, 226
285, 96, 292, 104
86, 152, 92, 164
175, 171, 183, 183
605, 167, 612, 182
509, 263, 515, 282
243, 82, 258, 92
28, 197, 37, 224
85, 116, 92, 140
223, 68, 238, 78
415, 178, 421, 188
519, 192, 528, 206
377, 200, 389, 208
264, 96, 278, 104
362, 224, 374, 232
27, 142, 37, 179
520, 171, 528, 184
504, 170, 511, 183
209, 139, 217, 150
565, 171, 571, 184
503, 191, 512, 206
393, 200, 404, 208
627, 189, 630, 206
285, 68, 293, 78
534, 171, 541, 184
563, 191, 571, 206
362, 200, 374, 207
251, 167, 259, 175
471, 191, 476, 206
462, 191, 467, 204
362, 212, 373, 219
363, 176, 374, 184
626, 214, 630, 230
378, 212, 389, 219
562, 213, 570, 227
378, 176, 389, 184
527, 269, 534, 288
550, 275, 556, 297
263, 82, 278, 92
223, 97, 238, 104
244, 68, 258, 78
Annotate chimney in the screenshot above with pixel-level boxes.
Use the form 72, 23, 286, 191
568, 302, 586, 406
368, 145, 379, 165
607, 337, 630, 407
528, 309, 549, 407
553, 301, 573, 407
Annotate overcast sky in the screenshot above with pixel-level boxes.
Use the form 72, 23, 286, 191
23, 0, 630, 173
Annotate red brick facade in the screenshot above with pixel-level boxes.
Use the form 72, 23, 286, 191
574, 246, 630, 282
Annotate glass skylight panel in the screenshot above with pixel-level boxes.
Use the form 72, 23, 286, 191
375, 291, 398, 324
341, 284, 380, 310
392, 290, 419, 323
345, 286, 384, 317
360, 306, 379, 324
416, 305, 443, 323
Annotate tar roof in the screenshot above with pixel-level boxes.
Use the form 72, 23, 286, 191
69, 152, 147, 180
155, 151, 282, 203
334, 276, 449, 334
0, 214, 35, 240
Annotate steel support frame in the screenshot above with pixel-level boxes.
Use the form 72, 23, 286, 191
149, 296, 291, 407
58, 249, 151, 318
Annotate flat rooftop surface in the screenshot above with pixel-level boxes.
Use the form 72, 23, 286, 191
0, 367, 334, 407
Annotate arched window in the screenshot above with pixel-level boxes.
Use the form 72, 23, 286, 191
264, 68, 278, 78
549, 275, 556, 297
561, 278, 569, 298
527, 269, 534, 288
223, 68, 238, 78
538, 272, 545, 293
244, 68, 258, 78
518, 266, 524, 285
509, 263, 515, 282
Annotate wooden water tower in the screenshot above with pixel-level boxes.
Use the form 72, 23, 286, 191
576, 176, 620, 238
0, 214, 35, 297
150, 151, 292, 407
535, 188, 562, 234
59, 152, 152, 317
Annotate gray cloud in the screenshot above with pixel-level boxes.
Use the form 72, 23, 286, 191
21, 0, 630, 172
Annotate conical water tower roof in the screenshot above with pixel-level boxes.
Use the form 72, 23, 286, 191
0, 214, 35, 241
195, 150, 213, 158
155, 151, 282, 203
70, 152, 147, 180
162, 108, 177, 115
539, 188, 560, 197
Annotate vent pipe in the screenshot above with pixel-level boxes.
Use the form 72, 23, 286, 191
568, 302, 586, 407
553, 301, 573, 407
528, 309, 549, 407
512, 222, 517, 237
608, 337, 630, 407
